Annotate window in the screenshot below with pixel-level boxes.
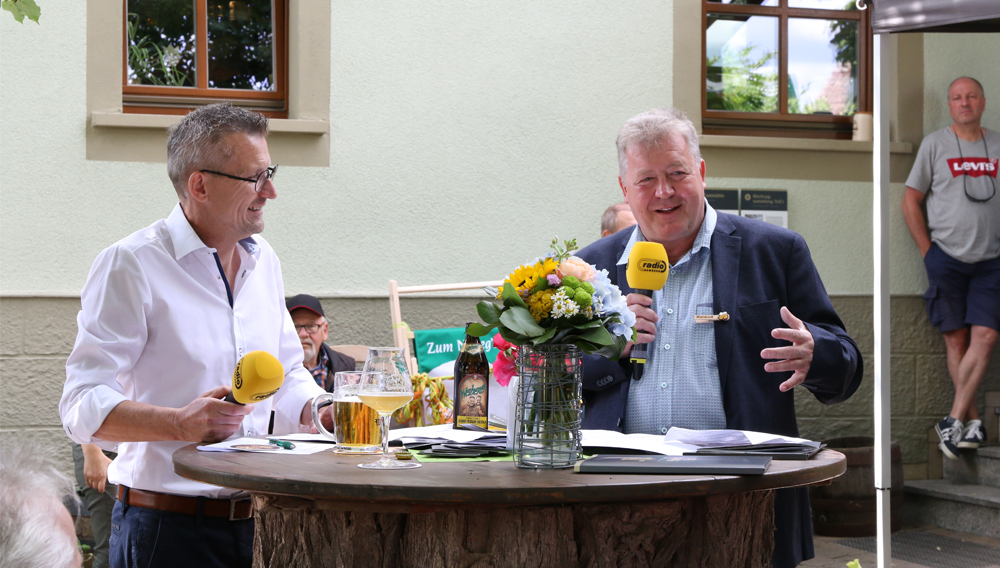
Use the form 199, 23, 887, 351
703, 0, 870, 139
123, 0, 287, 118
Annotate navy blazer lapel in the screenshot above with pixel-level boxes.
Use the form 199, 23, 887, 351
711, 214, 741, 394
611, 233, 632, 294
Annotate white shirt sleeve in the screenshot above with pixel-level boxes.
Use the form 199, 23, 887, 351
61, 245, 150, 448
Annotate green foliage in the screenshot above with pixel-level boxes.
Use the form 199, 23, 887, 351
205, 0, 275, 90
549, 237, 578, 263
706, 46, 778, 113
127, 6, 195, 87
831, 2, 859, 72
2, 0, 40, 24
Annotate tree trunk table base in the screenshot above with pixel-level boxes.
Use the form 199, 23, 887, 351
252, 491, 774, 568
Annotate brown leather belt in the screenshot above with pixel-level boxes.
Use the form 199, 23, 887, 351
118, 486, 252, 520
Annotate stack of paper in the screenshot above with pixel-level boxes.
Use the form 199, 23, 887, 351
664, 427, 824, 460
394, 423, 509, 458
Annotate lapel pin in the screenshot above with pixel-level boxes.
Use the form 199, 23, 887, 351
695, 312, 729, 323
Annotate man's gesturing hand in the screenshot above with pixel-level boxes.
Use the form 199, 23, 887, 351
172, 386, 253, 443
761, 306, 814, 392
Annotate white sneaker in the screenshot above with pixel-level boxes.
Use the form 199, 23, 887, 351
935, 416, 963, 461
957, 419, 986, 450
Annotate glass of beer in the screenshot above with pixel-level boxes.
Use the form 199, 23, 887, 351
358, 347, 421, 469
311, 371, 381, 453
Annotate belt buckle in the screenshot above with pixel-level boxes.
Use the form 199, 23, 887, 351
229, 495, 252, 521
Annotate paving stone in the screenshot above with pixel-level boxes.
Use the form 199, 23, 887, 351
0, 298, 24, 355
1, 357, 66, 428
0, 428, 75, 478
915, 354, 956, 416
19, 298, 81, 356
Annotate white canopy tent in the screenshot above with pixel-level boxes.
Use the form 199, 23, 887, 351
868, 1, 1000, 565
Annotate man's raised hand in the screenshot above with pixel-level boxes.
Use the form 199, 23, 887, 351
761, 306, 815, 392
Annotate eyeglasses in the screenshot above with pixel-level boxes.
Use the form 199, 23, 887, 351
200, 165, 278, 193
294, 323, 324, 334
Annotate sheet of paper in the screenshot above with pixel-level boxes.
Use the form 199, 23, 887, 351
390, 423, 492, 443
663, 427, 814, 446
270, 432, 337, 443
581, 429, 692, 456
197, 437, 332, 455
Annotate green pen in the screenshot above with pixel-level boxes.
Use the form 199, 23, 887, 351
268, 439, 295, 450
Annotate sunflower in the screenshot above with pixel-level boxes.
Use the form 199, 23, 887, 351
502, 264, 540, 298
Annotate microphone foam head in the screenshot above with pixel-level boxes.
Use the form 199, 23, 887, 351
232, 351, 285, 404
626, 241, 669, 290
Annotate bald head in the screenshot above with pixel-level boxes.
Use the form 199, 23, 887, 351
601, 202, 636, 238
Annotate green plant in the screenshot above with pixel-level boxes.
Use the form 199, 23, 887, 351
2, 0, 39, 23
706, 45, 778, 113
468, 238, 634, 360
126, 12, 191, 87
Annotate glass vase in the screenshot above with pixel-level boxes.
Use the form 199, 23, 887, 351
513, 344, 583, 469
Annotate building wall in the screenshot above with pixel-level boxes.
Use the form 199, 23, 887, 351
2, 5, 999, 477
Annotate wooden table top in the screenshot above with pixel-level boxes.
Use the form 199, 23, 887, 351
174, 445, 845, 509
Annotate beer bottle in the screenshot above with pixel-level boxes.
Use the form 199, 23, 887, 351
454, 323, 490, 429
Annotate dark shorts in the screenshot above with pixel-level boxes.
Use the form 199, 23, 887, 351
923, 243, 1000, 333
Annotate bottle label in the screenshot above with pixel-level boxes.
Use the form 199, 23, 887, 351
460, 342, 484, 355
456, 373, 488, 427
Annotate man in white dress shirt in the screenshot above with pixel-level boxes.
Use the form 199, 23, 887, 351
60, 103, 331, 568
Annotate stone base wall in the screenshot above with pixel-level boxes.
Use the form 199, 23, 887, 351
2, 295, 997, 480
798, 296, 999, 480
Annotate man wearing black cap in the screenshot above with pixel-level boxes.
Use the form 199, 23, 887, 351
286, 294, 356, 391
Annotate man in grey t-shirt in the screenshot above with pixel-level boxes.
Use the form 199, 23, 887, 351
903, 76, 1000, 460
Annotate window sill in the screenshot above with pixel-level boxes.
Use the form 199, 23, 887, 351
90, 112, 329, 135
698, 135, 917, 182
700, 135, 913, 155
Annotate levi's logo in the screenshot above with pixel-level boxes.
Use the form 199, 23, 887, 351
947, 157, 999, 178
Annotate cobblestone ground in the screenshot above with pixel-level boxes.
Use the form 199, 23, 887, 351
802, 526, 1000, 568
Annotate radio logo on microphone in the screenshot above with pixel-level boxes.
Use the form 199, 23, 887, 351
638, 258, 667, 273
251, 389, 279, 402
234, 367, 243, 389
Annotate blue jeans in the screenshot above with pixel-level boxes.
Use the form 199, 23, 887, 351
109, 497, 253, 568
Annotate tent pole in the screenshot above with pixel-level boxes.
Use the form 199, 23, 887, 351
873, 31, 893, 567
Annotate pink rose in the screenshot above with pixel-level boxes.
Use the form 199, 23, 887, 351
557, 257, 596, 282
493, 351, 517, 387
493, 334, 514, 351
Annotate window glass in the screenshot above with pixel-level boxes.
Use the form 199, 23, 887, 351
708, 0, 778, 5
787, 18, 858, 115
706, 15, 779, 113
788, 0, 857, 9
126, 0, 197, 87
207, 0, 276, 91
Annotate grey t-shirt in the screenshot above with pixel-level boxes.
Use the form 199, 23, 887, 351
906, 126, 1000, 263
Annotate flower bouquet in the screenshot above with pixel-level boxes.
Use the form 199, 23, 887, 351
469, 238, 636, 468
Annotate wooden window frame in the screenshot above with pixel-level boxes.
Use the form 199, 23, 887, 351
702, 1, 871, 139
122, 0, 288, 118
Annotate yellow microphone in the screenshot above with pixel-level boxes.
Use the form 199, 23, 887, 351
625, 242, 669, 370
223, 351, 285, 404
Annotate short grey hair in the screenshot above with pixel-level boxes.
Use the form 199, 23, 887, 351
0, 442, 80, 568
616, 108, 701, 180
949, 76, 985, 98
601, 202, 630, 236
167, 102, 269, 198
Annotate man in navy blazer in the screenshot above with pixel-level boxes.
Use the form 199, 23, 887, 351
578, 109, 863, 568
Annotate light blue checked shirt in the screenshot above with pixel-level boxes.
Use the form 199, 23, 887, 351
619, 203, 726, 435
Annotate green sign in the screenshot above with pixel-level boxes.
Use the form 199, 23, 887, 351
412, 327, 500, 374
